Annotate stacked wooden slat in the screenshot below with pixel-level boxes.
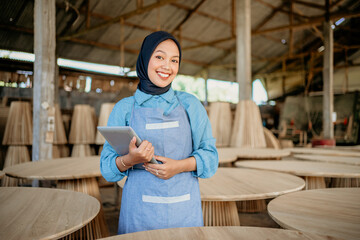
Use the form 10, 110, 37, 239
230, 100, 266, 148
95, 103, 115, 153
2, 101, 32, 186
263, 127, 281, 149
69, 104, 95, 157
208, 102, 232, 147
52, 104, 69, 158
0, 106, 10, 169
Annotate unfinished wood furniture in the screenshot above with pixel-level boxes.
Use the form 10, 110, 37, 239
230, 100, 266, 148
263, 127, 281, 149
3, 156, 109, 239
53, 104, 68, 158
0, 187, 99, 240
2, 101, 32, 186
289, 147, 360, 157
0, 170, 4, 179
208, 102, 232, 147
69, 104, 96, 157
96, 103, 115, 153
217, 147, 238, 167
294, 154, 360, 166
217, 147, 291, 159
118, 168, 304, 227
314, 145, 360, 152
235, 160, 360, 189
268, 188, 360, 240
99, 226, 338, 240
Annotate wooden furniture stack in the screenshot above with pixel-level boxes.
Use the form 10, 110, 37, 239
95, 102, 115, 153
208, 102, 232, 147
69, 104, 96, 157
230, 100, 266, 148
2, 101, 32, 186
52, 104, 69, 158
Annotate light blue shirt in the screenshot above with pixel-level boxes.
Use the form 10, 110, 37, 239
100, 88, 219, 182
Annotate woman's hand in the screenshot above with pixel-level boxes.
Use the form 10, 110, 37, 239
128, 137, 155, 165
144, 156, 196, 180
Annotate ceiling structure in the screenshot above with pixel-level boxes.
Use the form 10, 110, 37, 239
0, 0, 359, 100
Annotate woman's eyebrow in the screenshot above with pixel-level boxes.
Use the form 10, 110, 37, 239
154, 49, 179, 58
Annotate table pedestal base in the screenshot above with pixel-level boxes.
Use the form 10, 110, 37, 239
202, 201, 240, 226
57, 177, 109, 239
330, 178, 360, 188
304, 176, 326, 189
237, 200, 267, 213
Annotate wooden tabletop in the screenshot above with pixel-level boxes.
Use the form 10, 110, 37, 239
118, 168, 304, 201
314, 145, 360, 152
217, 148, 239, 164
294, 154, 360, 166
217, 147, 291, 159
98, 226, 340, 240
0, 187, 100, 240
3, 156, 101, 180
289, 147, 360, 157
0, 170, 4, 179
235, 160, 360, 178
268, 188, 360, 240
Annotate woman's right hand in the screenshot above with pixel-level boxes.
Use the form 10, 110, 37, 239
128, 136, 154, 165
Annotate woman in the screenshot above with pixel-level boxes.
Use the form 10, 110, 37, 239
100, 31, 218, 234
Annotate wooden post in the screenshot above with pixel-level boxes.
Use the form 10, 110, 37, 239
33, 0, 56, 161
322, 0, 334, 139
236, 0, 252, 100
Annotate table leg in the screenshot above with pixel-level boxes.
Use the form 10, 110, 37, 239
237, 200, 267, 213
330, 178, 360, 188
304, 176, 326, 189
202, 201, 240, 226
57, 177, 109, 239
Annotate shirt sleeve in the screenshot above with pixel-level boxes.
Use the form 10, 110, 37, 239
100, 98, 133, 182
177, 92, 219, 178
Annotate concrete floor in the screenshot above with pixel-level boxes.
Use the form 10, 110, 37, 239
99, 185, 281, 237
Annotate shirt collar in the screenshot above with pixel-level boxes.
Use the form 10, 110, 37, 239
135, 88, 175, 105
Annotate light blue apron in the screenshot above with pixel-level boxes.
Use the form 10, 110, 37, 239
118, 96, 203, 234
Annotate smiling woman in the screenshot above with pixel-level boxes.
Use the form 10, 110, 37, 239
100, 31, 219, 235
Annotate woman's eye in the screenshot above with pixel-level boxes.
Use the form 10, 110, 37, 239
155, 56, 163, 60
172, 59, 178, 63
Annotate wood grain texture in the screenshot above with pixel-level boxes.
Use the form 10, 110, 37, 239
0, 170, 4, 179
95, 103, 115, 145
289, 147, 360, 157
0, 187, 99, 240
199, 168, 305, 201
294, 154, 360, 166
98, 226, 338, 240
4, 156, 101, 180
69, 104, 96, 144
208, 102, 233, 147
217, 148, 238, 164
2, 146, 31, 186
263, 127, 281, 149
2, 101, 32, 145
235, 160, 360, 178
268, 188, 360, 240
71, 144, 94, 157
53, 104, 67, 144
230, 100, 266, 148
217, 147, 290, 159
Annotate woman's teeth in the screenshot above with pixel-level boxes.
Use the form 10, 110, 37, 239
158, 72, 169, 78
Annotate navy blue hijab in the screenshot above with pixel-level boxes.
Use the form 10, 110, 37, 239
136, 31, 182, 95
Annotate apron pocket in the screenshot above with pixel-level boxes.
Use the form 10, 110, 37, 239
142, 193, 190, 204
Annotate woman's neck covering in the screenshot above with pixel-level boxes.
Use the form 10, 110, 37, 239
136, 31, 182, 95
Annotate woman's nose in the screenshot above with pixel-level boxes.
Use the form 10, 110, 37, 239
162, 60, 170, 69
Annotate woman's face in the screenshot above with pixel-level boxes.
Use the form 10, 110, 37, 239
147, 39, 180, 88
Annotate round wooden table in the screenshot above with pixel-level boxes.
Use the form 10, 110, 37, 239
294, 154, 360, 166
218, 147, 291, 159
119, 168, 305, 227
268, 188, 360, 240
217, 148, 239, 166
289, 147, 360, 157
235, 160, 360, 189
98, 226, 339, 240
0, 187, 100, 240
3, 156, 109, 239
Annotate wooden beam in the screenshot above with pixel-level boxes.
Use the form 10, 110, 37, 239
293, 0, 325, 10
58, 0, 178, 41
253, 2, 286, 32
171, 2, 231, 25
252, 11, 360, 35
33, 0, 56, 161
231, 0, 236, 37
86, 0, 91, 28
172, 0, 206, 33
182, 37, 234, 50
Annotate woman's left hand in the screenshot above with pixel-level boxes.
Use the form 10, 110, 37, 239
144, 156, 181, 180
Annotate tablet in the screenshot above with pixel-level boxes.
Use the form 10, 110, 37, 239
97, 126, 158, 164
